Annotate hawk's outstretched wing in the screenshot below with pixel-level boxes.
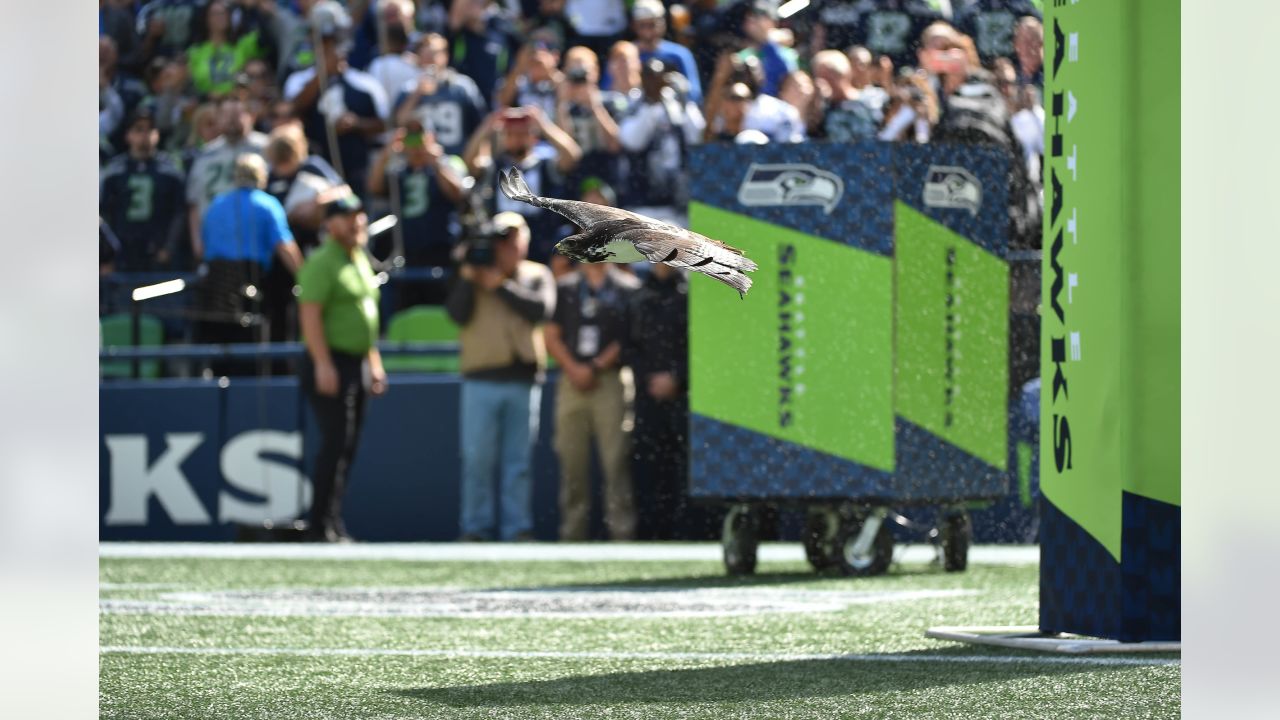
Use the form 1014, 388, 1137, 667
500, 166, 759, 297
498, 167, 647, 229
617, 227, 757, 298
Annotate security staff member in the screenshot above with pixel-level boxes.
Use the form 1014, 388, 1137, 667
296, 185, 388, 543
545, 262, 641, 541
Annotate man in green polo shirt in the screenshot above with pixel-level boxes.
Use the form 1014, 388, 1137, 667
297, 186, 387, 542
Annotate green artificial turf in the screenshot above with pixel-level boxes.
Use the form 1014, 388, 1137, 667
99, 548, 1180, 719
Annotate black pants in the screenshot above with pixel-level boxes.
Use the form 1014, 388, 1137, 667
196, 320, 258, 377
260, 260, 297, 376
302, 352, 368, 540
632, 394, 717, 540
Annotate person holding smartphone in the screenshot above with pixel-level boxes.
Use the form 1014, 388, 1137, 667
555, 46, 626, 204
368, 118, 467, 306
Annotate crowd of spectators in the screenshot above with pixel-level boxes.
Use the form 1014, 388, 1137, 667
99, 0, 1046, 541
100, 0, 1045, 277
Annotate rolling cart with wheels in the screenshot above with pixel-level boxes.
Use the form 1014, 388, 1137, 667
721, 501, 976, 577
687, 141, 1017, 579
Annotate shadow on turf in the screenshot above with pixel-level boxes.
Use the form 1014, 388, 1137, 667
389, 649, 1120, 707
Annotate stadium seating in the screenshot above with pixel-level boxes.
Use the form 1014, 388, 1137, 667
382, 305, 459, 373
100, 313, 164, 379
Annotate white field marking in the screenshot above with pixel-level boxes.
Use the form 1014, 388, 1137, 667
99, 542, 1039, 565
99, 587, 980, 619
98, 645, 1179, 667
100, 583, 187, 590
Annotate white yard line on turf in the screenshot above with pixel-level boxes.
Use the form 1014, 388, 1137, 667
98, 645, 1176, 667
98, 542, 1038, 565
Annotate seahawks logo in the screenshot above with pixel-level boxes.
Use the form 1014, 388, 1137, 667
737, 163, 844, 215
922, 166, 983, 216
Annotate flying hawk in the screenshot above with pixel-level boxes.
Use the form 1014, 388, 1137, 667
498, 167, 758, 297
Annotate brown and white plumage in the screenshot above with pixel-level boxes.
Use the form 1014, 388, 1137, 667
498, 167, 758, 297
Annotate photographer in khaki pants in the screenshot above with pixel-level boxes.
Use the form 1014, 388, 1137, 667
446, 212, 556, 542
544, 262, 641, 541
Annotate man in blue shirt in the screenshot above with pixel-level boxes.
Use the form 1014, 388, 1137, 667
197, 153, 303, 376
737, 1, 798, 98
630, 0, 703, 104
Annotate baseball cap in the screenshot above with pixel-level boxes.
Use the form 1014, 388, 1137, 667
498, 107, 533, 130
322, 190, 364, 217
579, 177, 617, 207
492, 211, 527, 235
632, 0, 665, 21
310, 0, 352, 39
746, 0, 778, 19
528, 27, 562, 52
127, 103, 157, 131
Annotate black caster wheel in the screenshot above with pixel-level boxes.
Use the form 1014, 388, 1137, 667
722, 504, 759, 576
832, 511, 894, 577
940, 509, 972, 572
803, 506, 839, 572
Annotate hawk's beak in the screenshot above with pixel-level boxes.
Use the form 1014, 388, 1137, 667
554, 242, 563, 253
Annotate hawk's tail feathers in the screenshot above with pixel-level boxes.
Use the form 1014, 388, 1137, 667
499, 167, 536, 204
703, 268, 753, 299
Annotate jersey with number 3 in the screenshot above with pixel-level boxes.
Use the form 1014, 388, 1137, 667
100, 154, 186, 269
389, 156, 465, 267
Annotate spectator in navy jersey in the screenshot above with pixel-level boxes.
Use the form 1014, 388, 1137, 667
521, 0, 579, 52
135, 0, 210, 63
464, 106, 581, 265
100, 109, 187, 271
393, 32, 489, 157
368, 119, 468, 307
263, 123, 344, 254
447, 0, 522, 105
100, 0, 142, 74
496, 29, 564, 119
284, 25, 390, 197
259, 123, 344, 351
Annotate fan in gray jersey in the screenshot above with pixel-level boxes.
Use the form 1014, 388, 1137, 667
186, 97, 269, 259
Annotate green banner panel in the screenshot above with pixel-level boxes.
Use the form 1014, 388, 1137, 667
688, 201, 895, 471
1128, 0, 1180, 507
1040, 0, 1129, 561
896, 202, 1009, 470
1039, 0, 1180, 642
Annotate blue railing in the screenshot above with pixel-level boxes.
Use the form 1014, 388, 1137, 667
99, 341, 459, 362
99, 266, 454, 322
